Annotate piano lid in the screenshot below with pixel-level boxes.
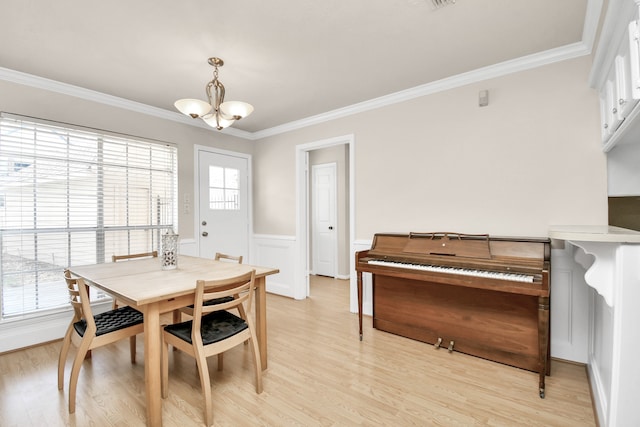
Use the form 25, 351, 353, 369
403, 232, 492, 259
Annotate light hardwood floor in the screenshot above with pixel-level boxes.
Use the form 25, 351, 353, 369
0, 275, 596, 426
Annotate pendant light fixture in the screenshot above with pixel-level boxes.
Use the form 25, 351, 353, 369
175, 57, 254, 130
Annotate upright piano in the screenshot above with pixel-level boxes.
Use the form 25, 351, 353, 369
355, 232, 551, 397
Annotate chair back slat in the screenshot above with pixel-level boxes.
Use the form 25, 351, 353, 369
214, 252, 243, 264
112, 251, 158, 262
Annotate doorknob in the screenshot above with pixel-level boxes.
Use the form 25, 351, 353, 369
202, 231, 208, 237
328, 226, 333, 230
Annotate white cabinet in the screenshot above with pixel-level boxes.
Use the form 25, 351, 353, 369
549, 227, 640, 427
593, 1, 640, 150
598, 16, 640, 144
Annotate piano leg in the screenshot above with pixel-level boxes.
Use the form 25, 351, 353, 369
538, 296, 550, 398
357, 271, 363, 341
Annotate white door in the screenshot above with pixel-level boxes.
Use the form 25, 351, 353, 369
198, 150, 249, 260
312, 163, 337, 277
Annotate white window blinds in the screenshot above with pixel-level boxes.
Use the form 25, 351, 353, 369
0, 113, 178, 320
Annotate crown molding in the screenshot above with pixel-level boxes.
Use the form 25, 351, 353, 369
252, 41, 592, 140
0, 42, 591, 142
0, 0, 599, 143
582, 0, 605, 53
0, 66, 255, 140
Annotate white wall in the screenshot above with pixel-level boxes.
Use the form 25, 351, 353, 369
253, 56, 608, 240
250, 55, 606, 365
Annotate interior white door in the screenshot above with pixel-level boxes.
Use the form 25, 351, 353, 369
312, 163, 337, 277
198, 150, 249, 260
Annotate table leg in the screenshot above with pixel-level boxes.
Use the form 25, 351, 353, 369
255, 277, 267, 370
144, 303, 162, 426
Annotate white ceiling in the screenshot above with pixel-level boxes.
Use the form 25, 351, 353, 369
0, 0, 599, 138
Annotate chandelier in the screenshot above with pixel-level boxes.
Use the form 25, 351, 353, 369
174, 57, 254, 130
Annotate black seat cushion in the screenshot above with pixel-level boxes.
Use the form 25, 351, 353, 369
164, 310, 247, 345
74, 305, 143, 337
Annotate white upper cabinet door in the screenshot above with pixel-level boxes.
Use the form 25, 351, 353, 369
600, 87, 613, 143
604, 76, 621, 136
614, 25, 637, 120
629, 19, 640, 100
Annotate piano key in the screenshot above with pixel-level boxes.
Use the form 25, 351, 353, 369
367, 259, 535, 283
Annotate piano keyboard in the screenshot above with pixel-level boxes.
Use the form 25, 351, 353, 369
367, 259, 535, 283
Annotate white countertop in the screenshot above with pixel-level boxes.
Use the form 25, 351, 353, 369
549, 225, 640, 243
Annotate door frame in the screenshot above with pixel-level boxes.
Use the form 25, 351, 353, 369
193, 144, 253, 261
295, 134, 355, 300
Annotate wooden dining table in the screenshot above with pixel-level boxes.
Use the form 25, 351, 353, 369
69, 255, 279, 427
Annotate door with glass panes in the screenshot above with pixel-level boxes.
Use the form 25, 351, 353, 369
198, 150, 249, 260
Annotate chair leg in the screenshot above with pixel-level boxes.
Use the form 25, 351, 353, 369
57, 325, 74, 390
248, 329, 263, 394
194, 347, 214, 426
129, 336, 137, 363
68, 337, 93, 414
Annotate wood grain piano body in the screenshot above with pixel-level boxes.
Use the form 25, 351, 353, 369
373, 275, 542, 372
356, 232, 551, 396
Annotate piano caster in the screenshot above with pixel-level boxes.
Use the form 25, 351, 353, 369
539, 388, 545, 399
434, 337, 442, 349
448, 340, 455, 353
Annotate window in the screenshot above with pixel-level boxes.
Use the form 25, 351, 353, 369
0, 113, 178, 321
209, 166, 239, 210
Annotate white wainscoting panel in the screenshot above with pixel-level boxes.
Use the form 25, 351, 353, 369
179, 238, 197, 257
550, 246, 589, 363
253, 234, 296, 298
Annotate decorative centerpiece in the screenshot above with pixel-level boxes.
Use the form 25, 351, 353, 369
161, 229, 179, 270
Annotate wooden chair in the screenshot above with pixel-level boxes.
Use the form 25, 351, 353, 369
174, 252, 246, 322
57, 270, 144, 413
161, 270, 262, 426
111, 251, 158, 309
